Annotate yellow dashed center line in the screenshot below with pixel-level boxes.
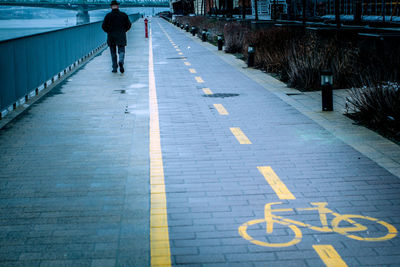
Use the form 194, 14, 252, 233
257, 166, 295, 200
313, 245, 348, 267
184, 62, 191, 66
149, 26, 171, 267
178, 52, 183, 55
195, 77, 204, 83
189, 68, 197, 74
202, 88, 213, 95
214, 104, 229, 115
230, 127, 252, 144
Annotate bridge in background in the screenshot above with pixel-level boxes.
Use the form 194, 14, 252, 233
0, 0, 170, 23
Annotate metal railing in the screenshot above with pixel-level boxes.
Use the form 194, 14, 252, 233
0, 13, 140, 118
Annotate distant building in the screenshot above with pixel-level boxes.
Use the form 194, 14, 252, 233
251, 0, 287, 18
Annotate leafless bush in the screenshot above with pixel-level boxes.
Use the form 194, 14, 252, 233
245, 27, 303, 80
346, 82, 400, 137
287, 33, 358, 90
223, 23, 248, 53
177, 16, 225, 43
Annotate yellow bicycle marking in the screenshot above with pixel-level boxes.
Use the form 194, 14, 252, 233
239, 218, 303, 247
239, 202, 397, 247
332, 214, 398, 241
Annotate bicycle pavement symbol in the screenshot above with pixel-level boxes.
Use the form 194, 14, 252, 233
239, 202, 398, 247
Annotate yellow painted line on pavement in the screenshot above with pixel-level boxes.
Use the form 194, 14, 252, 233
184, 62, 191, 66
189, 68, 197, 74
313, 245, 348, 267
178, 52, 183, 55
230, 127, 252, 144
195, 76, 204, 83
214, 104, 228, 115
149, 27, 171, 267
202, 88, 213, 95
176, 49, 180, 52
257, 166, 295, 200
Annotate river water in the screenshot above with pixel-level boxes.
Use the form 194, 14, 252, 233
0, 6, 168, 41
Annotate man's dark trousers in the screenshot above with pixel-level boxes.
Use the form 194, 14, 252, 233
110, 44, 125, 71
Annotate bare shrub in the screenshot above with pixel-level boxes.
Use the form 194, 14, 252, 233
351, 47, 400, 87
223, 23, 249, 53
177, 16, 225, 43
346, 82, 400, 138
245, 27, 303, 80
287, 33, 358, 91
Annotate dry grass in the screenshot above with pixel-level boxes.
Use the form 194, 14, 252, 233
346, 82, 400, 138
223, 23, 249, 53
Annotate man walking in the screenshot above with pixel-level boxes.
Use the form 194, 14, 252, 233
102, 0, 132, 73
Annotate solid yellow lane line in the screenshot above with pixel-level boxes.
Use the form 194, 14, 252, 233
202, 88, 213, 95
313, 245, 348, 267
195, 77, 204, 83
257, 166, 295, 200
184, 62, 191, 66
149, 26, 171, 267
214, 104, 229, 115
189, 68, 197, 74
230, 127, 252, 144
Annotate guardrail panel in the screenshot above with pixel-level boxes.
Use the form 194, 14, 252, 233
13, 38, 29, 101
0, 42, 16, 109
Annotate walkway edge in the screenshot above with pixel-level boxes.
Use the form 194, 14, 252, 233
180, 28, 400, 179
149, 26, 172, 267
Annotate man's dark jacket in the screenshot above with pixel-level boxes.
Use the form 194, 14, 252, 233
102, 9, 132, 46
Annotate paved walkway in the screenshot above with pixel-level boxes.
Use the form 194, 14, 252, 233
1, 18, 400, 266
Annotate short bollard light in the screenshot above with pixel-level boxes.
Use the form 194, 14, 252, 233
201, 29, 207, 42
321, 69, 333, 111
180, 24, 184, 29
247, 45, 255, 67
185, 24, 189, 32
217, 35, 223, 50
191, 26, 196, 36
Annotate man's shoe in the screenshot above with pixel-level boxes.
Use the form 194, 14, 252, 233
112, 68, 117, 73
119, 62, 124, 73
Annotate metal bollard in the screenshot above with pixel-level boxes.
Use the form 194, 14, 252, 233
321, 70, 333, 111
217, 35, 223, 50
191, 26, 196, 36
201, 29, 207, 42
247, 45, 255, 67
185, 24, 189, 32
144, 18, 148, 38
